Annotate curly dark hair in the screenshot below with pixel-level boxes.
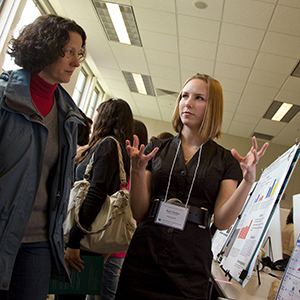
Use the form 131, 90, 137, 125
7, 14, 86, 73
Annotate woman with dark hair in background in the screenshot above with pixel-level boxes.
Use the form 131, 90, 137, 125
0, 14, 86, 300
58, 98, 134, 300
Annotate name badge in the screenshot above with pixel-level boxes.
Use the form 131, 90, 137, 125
155, 202, 189, 231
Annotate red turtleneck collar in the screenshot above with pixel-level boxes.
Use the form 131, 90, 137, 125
30, 73, 58, 117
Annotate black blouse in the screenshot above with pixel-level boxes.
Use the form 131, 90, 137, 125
115, 134, 243, 300
145, 134, 243, 215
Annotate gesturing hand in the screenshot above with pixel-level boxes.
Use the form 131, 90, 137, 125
126, 135, 158, 170
231, 136, 269, 183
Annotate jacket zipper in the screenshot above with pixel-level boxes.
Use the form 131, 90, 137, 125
53, 145, 65, 211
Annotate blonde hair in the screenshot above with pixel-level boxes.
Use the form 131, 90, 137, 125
171, 73, 223, 143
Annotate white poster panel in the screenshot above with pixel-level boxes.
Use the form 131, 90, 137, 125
293, 194, 300, 246
276, 233, 300, 299
220, 143, 300, 287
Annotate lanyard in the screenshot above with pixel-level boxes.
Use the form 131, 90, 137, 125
163, 140, 203, 208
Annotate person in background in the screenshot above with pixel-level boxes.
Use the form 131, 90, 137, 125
282, 207, 294, 260
78, 109, 93, 146
87, 119, 149, 300
75, 110, 93, 166
0, 14, 86, 300
57, 98, 134, 300
150, 131, 174, 142
116, 73, 268, 300
133, 119, 148, 147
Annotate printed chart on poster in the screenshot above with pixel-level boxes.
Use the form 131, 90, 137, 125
276, 233, 300, 300
212, 183, 257, 262
220, 143, 300, 287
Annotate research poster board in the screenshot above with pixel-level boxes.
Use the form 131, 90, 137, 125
276, 233, 300, 299
220, 143, 300, 287
212, 183, 257, 262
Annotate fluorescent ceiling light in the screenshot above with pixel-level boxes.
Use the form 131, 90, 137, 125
93, 1, 142, 46
263, 100, 300, 123
106, 3, 130, 45
123, 71, 155, 96
132, 73, 147, 95
271, 103, 293, 122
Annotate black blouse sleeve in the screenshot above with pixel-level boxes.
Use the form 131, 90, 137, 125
67, 138, 122, 249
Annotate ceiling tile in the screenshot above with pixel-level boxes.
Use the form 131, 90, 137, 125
131, 0, 175, 13
176, 0, 223, 21
134, 7, 176, 35
179, 37, 217, 60
216, 76, 247, 93
110, 43, 148, 73
103, 78, 129, 91
214, 62, 251, 82
254, 118, 286, 136
222, 111, 235, 133
223, 90, 242, 104
248, 69, 287, 88
152, 77, 181, 92
269, 5, 300, 37
148, 64, 180, 81
180, 56, 215, 77
159, 106, 175, 122
217, 44, 257, 68
243, 82, 278, 99
219, 23, 265, 50
97, 67, 124, 81
278, 0, 300, 8
224, 101, 238, 113
140, 30, 178, 53
228, 121, 255, 138
177, 15, 220, 43
260, 32, 300, 58
223, 0, 275, 29
281, 77, 300, 93
157, 95, 177, 108
233, 113, 260, 125
144, 49, 179, 69
253, 53, 297, 75
275, 89, 300, 105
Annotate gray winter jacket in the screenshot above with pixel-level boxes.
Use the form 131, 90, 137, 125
0, 69, 83, 290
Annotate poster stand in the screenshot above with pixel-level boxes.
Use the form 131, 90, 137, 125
262, 236, 274, 262
216, 143, 300, 288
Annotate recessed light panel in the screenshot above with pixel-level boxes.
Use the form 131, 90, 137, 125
93, 1, 142, 46
123, 71, 155, 96
263, 100, 300, 123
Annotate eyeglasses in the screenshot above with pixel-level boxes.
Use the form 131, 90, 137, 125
63, 49, 85, 62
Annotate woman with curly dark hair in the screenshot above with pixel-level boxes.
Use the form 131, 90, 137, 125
0, 14, 86, 300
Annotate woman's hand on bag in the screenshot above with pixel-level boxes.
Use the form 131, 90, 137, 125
126, 134, 158, 170
64, 247, 84, 273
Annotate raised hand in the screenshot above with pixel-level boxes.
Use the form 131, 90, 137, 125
231, 136, 269, 183
126, 135, 159, 171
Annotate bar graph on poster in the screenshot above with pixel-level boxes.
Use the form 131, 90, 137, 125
218, 143, 300, 287
276, 233, 300, 299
